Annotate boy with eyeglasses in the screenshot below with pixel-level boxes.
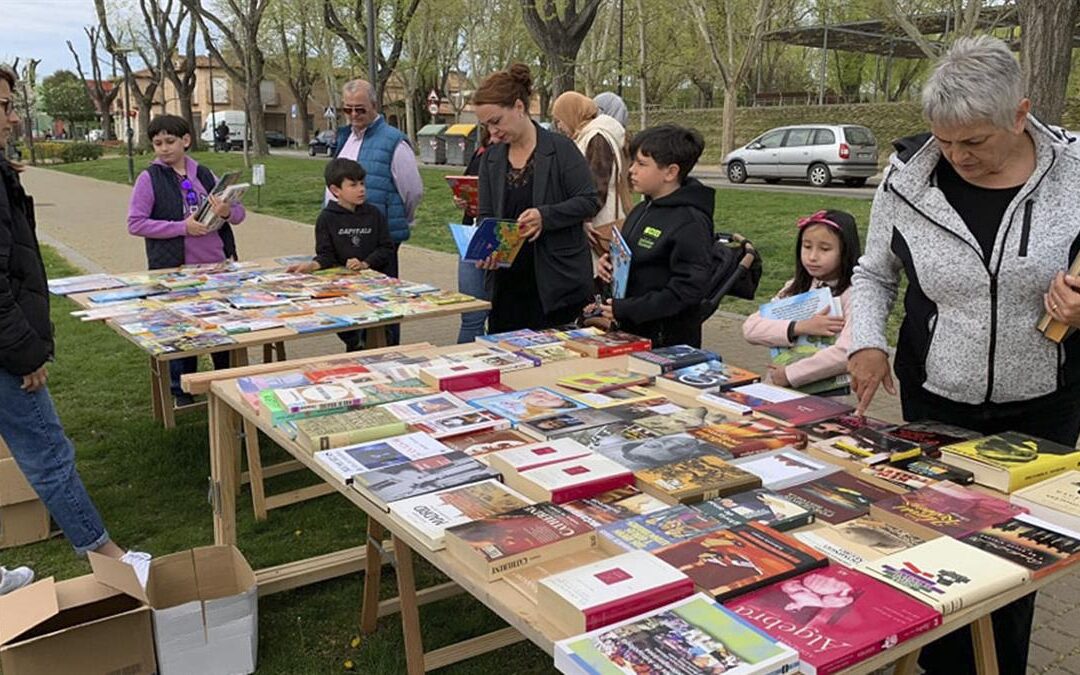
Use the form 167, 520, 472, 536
126, 114, 246, 405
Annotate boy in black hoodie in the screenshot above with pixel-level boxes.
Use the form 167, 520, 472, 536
289, 157, 394, 350
591, 124, 715, 348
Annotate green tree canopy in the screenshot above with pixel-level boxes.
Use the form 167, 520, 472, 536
38, 70, 96, 126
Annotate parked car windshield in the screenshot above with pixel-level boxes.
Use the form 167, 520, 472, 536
843, 126, 875, 146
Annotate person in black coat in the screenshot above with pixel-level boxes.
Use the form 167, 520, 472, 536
594, 124, 715, 348
472, 64, 600, 333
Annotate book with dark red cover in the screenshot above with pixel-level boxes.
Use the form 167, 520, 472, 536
799, 414, 894, 441
887, 420, 982, 457
654, 521, 828, 601
870, 481, 1030, 540
691, 418, 808, 458
780, 471, 897, 525
756, 395, 854, 427
725, 565, 942, 675
565, 331, 652, 358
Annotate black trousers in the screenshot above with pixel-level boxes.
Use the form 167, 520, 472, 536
901, 383, 1080, 675
359, 242, 401, 349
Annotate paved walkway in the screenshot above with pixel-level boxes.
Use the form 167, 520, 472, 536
21, 166, 1079, 674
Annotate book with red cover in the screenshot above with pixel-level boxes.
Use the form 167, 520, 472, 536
565, 331, 652, 358
419, 361, 501, 392
780, 471, 897, 525
799, 414, 895, 441
509, 455, 635, 504
445, 175, 479, 212
654, 521, 828, 601
756, 395, 854, 427
690, 418, 808, 458
870, 480, 1029, 540
303, 362, 370, 383
726, 565, 942, 675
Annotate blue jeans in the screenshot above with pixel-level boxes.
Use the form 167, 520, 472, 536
457, 259, 490, 343
0, 370, 109, 554
170, 350, 233, 397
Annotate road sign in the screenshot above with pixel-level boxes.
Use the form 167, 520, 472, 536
290, 103, 298, 119
427, 103, 439, 116
323, 106, 336, 119
427, 89, 439, 103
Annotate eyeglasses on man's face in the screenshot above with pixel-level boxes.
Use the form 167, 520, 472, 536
341, 105, 368, 116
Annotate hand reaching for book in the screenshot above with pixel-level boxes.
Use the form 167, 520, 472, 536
596, 253, 614, 283
848, 348, 896, 415
795, 307, 844, 337
1044, 272, 1080, 328
185, 214, 210, 237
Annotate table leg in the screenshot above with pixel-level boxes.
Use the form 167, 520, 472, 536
367, 327, 388, 349
972, 615, 1000, 675
209, 393, 241, 546
242, 418, 268, 521
229, 347, 250, 368
149, 356, 164, 423
157, 358, 177, 429
391, 533, 426, 675
893, 649, 920, 675
360, 519, 386, 634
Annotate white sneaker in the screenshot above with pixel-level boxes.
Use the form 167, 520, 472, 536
0, 566, 35, 595
120, 551, 152, 588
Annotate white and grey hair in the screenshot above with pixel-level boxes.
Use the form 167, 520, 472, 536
342, 79, 377, 108
922, 36, 1023, 129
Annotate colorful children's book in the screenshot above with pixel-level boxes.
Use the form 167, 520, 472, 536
462, 217, 524, 267
387, 478, 532, 551
655, 522, 829, 601
236, 371, 311, 411
48, 273, 126, 295
598, 505, 731, 553
695, 488, 815, 532
654, 360, 761, 397
351, 451, 500, 511
779, 471, 897, 525
869, 480, 1029, 540
627, 345, 721, 376
88, 284, 168, 303
470, 387, 587, 424
960, 514, 1080, 579
793, 517, 927, 568
444, 175, 479, 212
226, 291, 293, 309
938, 431, 1080, 493
1010, 470, 1080, 533
555, 593, 800, 675
285, 313, 354, 333
609, 226, 632, 299
727, 566, 942, 675
857, 537, 1030, 615
759, 287, 848, 394
635, 455, 763, 505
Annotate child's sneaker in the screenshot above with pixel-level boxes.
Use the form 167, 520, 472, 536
120, 551, 152, 588
0, 566, 35, 595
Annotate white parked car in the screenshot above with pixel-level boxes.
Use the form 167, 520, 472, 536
723, 124, 879, 187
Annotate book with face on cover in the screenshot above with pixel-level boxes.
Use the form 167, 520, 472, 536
598, 505, 732, 553
635, 455, 763, 505
314, 432, 451, 483
440, 428, 534, 459
793, 517, 928, 568
857, 537, 1031, 615
387, 478, 532, 550
870, 480, 1028, 540
595, 432, 733, 472
695, 488, 815, 532
779, 471, 898, 525
410, 409, 511, 439
691, 419, 808, 458
653, 360, 762, 397
629, 406, 729, 437
938, 431, 1080, 493
380, 392, 474, 423
539, 551, 695, 634
726, 566, 942, 675
351, 451, 500, 511
730, 449, 840, 490
555, 593, 800, 675
1010, 470, 1080, 533
470, 387, 587, 424
655, 522, 829, 601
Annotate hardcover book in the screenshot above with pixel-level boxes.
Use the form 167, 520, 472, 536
409, 409, 511, 439
697, 383, 804, 416
440, 428, 534, 458
793, 517, 927, 568
380, 392, 474, 423
636, 455, 763, 505
517, 409, 620, 441
727, 566, 942, 675
609, 226, 632, 300
654, 360, 761, 397
444, 502, 597, 581
314, 432, 451, 483
561, 486, 670, 528
857, 537, 1030, 615
596, 432, 733, 472
869, 481, 1028, 540
485, 439, 593, 474
799, 414, 894, 441
418, 361, 501, 392
557, 369, 653, 393
564, 331, 652, 358
691, 419, 808, 458
539, 551, 694, 634
462, 217, 525, 268
448, 223, 478, 258
655, 522, 829, 601
566, 386, 663, 410
779, 471, 897, 525
627, 345, 721, 376
555, 593, 800, 675
939, 431, 1080, 493
730, 449, 840, 490
470, 387, 588, 424
387, 478, 532, 550
294, 406, 409, 452
507, 455, 635, 504
960, 514, 1080, 579
352, 451, 500, 511
1010, 470, 1080, 533
444, 174, 479, 212
503, 550, 609, 604
755, 395, 854, 428
598, 505, 730, 553
695, 488, 815, 532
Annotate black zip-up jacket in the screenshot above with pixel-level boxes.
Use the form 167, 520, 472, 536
313, 201, 394, 273
0, 158, 53, 375
612, 178, 715, 348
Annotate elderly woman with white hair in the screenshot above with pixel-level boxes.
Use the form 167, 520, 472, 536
848, 35, 1080, 675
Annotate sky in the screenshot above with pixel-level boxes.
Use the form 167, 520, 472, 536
3, 0, 122, 81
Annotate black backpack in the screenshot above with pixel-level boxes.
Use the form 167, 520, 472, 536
698, 232, 762, 322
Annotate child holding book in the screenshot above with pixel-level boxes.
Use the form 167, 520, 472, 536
126, 114, 246, 405
742, 210, 861, 393
590, 124, 715, 348
289, 158, 394, 351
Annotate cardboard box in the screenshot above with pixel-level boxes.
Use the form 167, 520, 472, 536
91, 545, 259, 675
0, 573, 157, 675
0, 457, 50, 549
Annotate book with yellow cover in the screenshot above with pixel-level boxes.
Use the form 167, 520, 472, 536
635, 455, 762, 505
939, 432, 1080, 493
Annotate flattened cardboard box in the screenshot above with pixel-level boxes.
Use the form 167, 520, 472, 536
0, 457, 50, 548
91, 545, 259, 675
0, 572, 156, 675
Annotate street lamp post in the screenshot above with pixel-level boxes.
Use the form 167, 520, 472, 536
208, 56, 217, 152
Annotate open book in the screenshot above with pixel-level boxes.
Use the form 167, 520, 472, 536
447, 218, 524, 268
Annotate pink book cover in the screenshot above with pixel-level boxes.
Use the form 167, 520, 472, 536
757, 396, 854, 427
873, 481, 1028, 538
726, 566, 942, 675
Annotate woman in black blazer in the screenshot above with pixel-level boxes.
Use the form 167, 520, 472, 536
473, 64, 600, 332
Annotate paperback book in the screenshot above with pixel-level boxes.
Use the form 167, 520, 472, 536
566, 386, 662, 410
598, 504, 731, 553
485, 439, 593, 474
654, 360, 761, 397
444, 175, 479, 212
779, 471, 897, 525
691, 419, 808, 458
939, 431, 1080, 493
636, 455, 763, 505
793, 517, 927, 568
886, 420, 982, 456
556, 369, 653, 393
730, 449, 840, 490
564, 331, 652, 358
314, 432, 451, 483
1010, 470, 1080, 533
471, 387, 588, 424
515, 342, 584, 365
895, 455, 974, 484
410, 409, 511, 440
698, 383, 804, 416
628, 345, 721, 376
870, 481, 1029, 540
507, 455, 634, 504
695, 488, 815, 532
517, 409, 620, 441
294, 406, 409, 452
236, 371, 310, 411
418, 361, 501, 392
352, 451, 500, 511
755, 395, 854, 428
387, 479, 532, 550
561, 487, 670, 528
380, 392, 474, 423
799, 414, 895, 441
960, 514, 1080, 579
564, 421, 662, 453
462, 218, 525, 268
595, 432, 733, 472
440, 428, 534, 458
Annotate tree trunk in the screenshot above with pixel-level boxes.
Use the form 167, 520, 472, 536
179, 93, 195, 144
721, 84, 738, 157
136, 100, 153, 152
99, 110, 114, 141
1018, 0, 1080, 125
245, 80, 269, 157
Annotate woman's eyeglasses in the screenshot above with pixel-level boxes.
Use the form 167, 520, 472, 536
179, 178, 200, 214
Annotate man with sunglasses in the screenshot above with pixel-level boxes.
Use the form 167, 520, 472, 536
331, 79, 423, 346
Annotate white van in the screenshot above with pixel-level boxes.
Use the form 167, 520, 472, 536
201, 110, 247, 149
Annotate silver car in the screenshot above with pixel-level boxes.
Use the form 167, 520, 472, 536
723, 124, 879, 187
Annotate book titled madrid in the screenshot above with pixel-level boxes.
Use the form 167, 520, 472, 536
938, 431, 1080, 493
655, 522, 828, 601
726, 565, 942, 675
635, 455, 762, 505
351, 451, 499, 511
387, 479, 532, 551
1010, 470, 1080, 533
507, 455, 635, 504
857, 537, 1031, 615
598, 504, 730, 553
314, 432, 451, 484
444, 502, 597, 581
695, 488, 815, 532
554, 593, 800, 675
293, 406, 408, 452
627, 344, 721, 376
870, 480, 1028, 540
539, 550, 694, 634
